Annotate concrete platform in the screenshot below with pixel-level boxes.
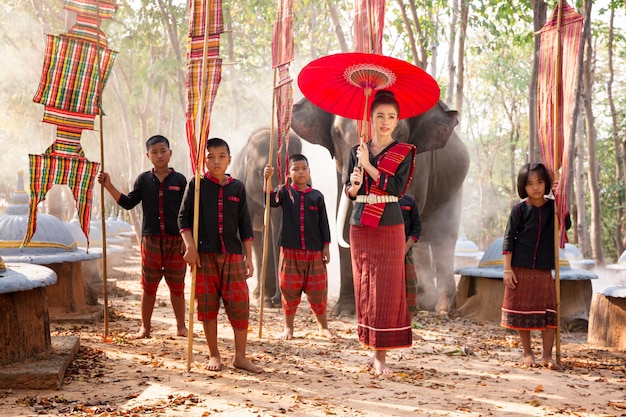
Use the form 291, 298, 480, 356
0, 335, 80, 389
49, 304, 104, 325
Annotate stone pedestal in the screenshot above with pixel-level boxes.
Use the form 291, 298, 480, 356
588, 287, 626, 350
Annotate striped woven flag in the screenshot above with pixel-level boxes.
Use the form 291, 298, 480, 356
272, 0, 294, 187
354, 0, 386, 140
185, 0, 223, 173
24, 0, 118, 247
22, 154, 100, 248
537, 0, 583, 247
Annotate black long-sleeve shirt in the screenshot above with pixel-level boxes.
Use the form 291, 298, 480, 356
503, 199, 571, 269
116, 169, 186, 237
399, 194, 421, 242
178, 174, 253, 254
345, 141, 414, 226
268, 184, 331, 251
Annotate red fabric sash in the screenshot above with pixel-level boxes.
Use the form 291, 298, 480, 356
361, 142, 416, 228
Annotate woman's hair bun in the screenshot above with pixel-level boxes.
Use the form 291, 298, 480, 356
374, 89, 395, 100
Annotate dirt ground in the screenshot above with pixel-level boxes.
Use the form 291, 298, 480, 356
1, 247, 625, 417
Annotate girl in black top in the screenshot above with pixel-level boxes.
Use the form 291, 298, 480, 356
502, 162, 570, 371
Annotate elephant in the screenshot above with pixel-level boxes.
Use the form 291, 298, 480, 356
290, 98, 469, 315
230, 127, 302, 306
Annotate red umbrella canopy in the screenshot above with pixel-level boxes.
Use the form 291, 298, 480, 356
298, 52, 440, 121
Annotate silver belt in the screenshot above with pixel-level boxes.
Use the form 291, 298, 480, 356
355, 194, 399, 204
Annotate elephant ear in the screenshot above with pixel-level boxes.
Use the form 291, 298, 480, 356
291, 97, 336, 158
408, 101, 459, 153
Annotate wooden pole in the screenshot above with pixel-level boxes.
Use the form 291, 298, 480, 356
553, 0, 564, 366
258, 67, 278, 339
95, 0, 110, 341
187, 0, 212, 371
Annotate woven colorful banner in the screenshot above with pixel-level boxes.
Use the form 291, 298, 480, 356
354, 0, 386, 139
23, 0, 118, 247
538, 0, 583, 247
185, 0, 223, 173
272, 0, 294, 187
22, 154, 100, 247
354, 0, 385, 54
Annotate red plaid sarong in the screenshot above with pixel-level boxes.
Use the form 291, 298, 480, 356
278, 247, 328, 315
501, 266, 557, 331
195, 253, 249, 329
405, 250, 418, 315
140, 235, 186, 297
350, 224, 412, 349
361, 143, 416, 228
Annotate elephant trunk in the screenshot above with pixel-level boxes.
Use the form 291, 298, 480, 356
336, 187, 351, 248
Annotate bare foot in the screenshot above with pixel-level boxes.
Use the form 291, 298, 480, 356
518, 354, 538, 368
373, 357, 393, 376
132, 328, 151, 339
542, 358, 562, 371
177, 327, 188, 337
233, 356, 264, 374
204, 355, 222, 371
279, 327, 294, 340
319, 328, 337, 340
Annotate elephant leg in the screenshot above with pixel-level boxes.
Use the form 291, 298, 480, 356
331, 244, 356, 317
252, 229, 264, 300
257, 234, 280, 308
412, 243, 438, 311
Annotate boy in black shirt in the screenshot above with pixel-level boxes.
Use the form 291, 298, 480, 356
179, 137, 262, 373
264, 154, 334, 340
98, 135, 188, 339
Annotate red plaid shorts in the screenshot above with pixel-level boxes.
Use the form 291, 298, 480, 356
140, 235, 186, 297
195, 253, 249, 329
278, 247, 328, 315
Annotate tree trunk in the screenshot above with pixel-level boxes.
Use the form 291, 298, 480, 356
455, 0, 468, 115
529, 0, 546, 162
574, 104, 590, 256
224, 6, 242, 137
325, 0, 348, 53
428, 8, 438, 77
606, 7, 624, 256
445, 0, 458, 107
408, 0, 428, 69
581, 0, 604, 265
396, 0, 419, 64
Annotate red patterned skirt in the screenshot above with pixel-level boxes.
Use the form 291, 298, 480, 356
501, 266, 557, 331
350, 224, 412, 350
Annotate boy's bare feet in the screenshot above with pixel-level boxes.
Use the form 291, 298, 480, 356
233, 357, 264, 373
204, 355, 222, 371
372, 351, 393, 376
279, 328, 294, 340
177, 327, 188, 337
519, 354, 538, 368
542, 358, 562, 371
319, 328, 337, 340
133, 328, 151, 339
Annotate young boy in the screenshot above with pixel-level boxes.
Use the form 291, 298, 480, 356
178, 137, 263, 373
263, 154, 334, 340
98, 134, 188, 339
399, 194, 422, 315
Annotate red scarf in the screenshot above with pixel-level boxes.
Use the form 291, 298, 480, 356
361, 142, 416, 228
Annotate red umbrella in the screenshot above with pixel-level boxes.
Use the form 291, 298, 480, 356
298, 52, 440, 121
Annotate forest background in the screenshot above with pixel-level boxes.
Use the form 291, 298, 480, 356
0, 0, 624, 274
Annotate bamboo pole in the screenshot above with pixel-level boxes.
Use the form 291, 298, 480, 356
258, 67, 278, 339
553, 0, 564, 366
95, 0, 110, 341
187, 0, 213, 371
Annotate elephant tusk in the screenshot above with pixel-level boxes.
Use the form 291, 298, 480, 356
336, 188, 351, 248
